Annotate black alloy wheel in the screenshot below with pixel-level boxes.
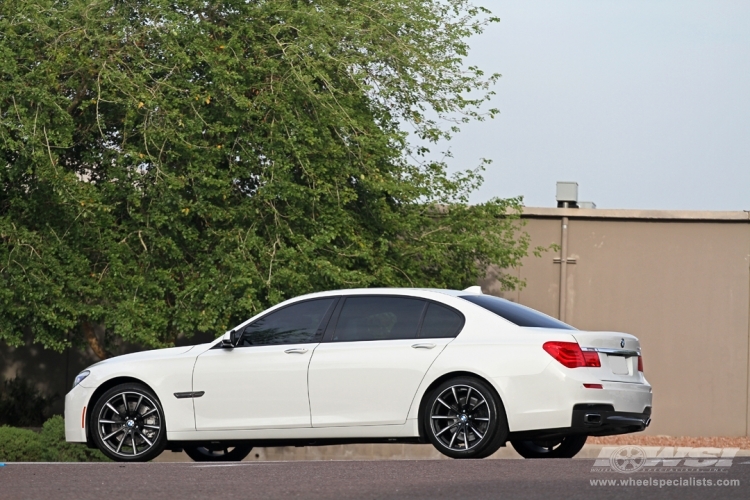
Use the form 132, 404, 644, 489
90, 383, 167, 462
425, 376, 507, 459
510, 435, 588, 458
184, 443, 254, 462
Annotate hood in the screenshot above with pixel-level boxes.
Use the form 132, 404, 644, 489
87, 345, 199, 370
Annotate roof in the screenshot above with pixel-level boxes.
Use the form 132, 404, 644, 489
522, 207, 750, 222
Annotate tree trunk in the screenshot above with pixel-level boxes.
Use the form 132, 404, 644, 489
82, 321, 112, 360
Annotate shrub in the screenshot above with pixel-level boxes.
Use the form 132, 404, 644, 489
0, 426, 44, 462
40, 415, 109, 462
0, 416, 109, 462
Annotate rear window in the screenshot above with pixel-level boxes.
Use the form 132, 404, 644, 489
459, 295, 576, 330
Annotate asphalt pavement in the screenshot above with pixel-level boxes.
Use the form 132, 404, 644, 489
1, 459, 748, 500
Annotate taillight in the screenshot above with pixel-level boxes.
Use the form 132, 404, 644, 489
543, 341, 601, 368
582, 350, 601, 367
637, 355, 643, 372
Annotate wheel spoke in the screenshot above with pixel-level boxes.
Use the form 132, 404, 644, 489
134, 395, 144, 415
138, 430, 153, 447
122, 394, 129, 414
449, 429, 458, 449
451, 386, 459, 407
464, 387, 472, 408
463, 427, 469, 450
437, 397, 453, 411
435, 421, 460, 437
142, 424, 160, 430
102, 428, 126, 441
469, 424, 484, 440
473, 417, 490, 421
471, 399, 487, 411
99, 419, 122, 424
105, 402, 121, 416
141, 408, 157, 418
131, 434, 137, 455
116, 434, 125, 453
431, 415, 454, 419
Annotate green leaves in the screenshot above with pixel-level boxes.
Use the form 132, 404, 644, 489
0, 0, 528, 358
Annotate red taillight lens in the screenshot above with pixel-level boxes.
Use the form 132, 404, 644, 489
637, 355, 643, 372
543, 341, 600, 368
582, 350, 601, 368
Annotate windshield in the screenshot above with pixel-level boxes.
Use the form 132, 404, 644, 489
459, 295, 576, 330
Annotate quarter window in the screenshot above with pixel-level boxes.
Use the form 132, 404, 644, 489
240, 298, 336, 346
419, 303, 464, 338
332, 297, 426, 342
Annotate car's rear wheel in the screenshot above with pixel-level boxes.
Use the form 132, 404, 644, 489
510, 435, 587, 458
90, 383, 167, 462
424, 376, 507, 459
184, 443, 253, 462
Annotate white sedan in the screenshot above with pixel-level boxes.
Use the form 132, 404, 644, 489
65, 287, 652, 462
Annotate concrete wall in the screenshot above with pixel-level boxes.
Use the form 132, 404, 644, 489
481, 208, 750, 437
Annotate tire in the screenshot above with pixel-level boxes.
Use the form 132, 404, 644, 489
510, 435, 587, 459
90, 383, 167, 462
184, 443, 254, 462
424, 376, 508, 459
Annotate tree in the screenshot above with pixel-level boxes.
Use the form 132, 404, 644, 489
0, 0, 531, 359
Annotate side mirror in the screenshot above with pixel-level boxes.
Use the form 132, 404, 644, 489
221, 330, 239, 349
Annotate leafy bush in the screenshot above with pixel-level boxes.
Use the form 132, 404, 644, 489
40, 415, 109, 462
0, 377, 56, 427
0, 426, 44, 462
0, 416, 109, 462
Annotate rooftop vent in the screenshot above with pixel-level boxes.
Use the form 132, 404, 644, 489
556, 182, 578, 208
555, 182, 596, 209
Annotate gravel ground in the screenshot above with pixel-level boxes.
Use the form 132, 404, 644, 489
589, 436, 750, 449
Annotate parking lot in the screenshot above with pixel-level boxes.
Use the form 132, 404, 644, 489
1, 459, 747, 500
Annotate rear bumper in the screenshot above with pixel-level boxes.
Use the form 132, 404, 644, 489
571, 403, 651, 436
508, 404, 652, 441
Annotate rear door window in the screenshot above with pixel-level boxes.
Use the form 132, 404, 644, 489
332, 296, 427, 342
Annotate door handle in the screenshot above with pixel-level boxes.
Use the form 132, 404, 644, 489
411, 343, 436, 349
284, 348, 309, 354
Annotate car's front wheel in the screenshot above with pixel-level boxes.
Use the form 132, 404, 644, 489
424, 376, 508, 459
510, 435, 587, 458
183, 443, 254, 462
90, 383, 167, 462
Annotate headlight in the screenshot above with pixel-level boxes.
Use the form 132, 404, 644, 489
73, 370, 90, 389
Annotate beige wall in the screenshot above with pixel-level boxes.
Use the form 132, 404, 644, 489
481, 208, 750, 437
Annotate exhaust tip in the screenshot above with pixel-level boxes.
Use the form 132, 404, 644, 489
584, 413, 602, 426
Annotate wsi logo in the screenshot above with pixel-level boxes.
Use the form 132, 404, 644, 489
591, 446, 739, 473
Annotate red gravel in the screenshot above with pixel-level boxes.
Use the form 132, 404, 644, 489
588, 435, 750, 449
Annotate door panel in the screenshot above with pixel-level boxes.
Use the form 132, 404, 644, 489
193, 344, 316, 430
191, 297, 337, 431
308, 339, 450, 427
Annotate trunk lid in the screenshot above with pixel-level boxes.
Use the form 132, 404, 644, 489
572, 331, 644, 383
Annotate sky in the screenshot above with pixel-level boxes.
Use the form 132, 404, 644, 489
437, 0, 750, 210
